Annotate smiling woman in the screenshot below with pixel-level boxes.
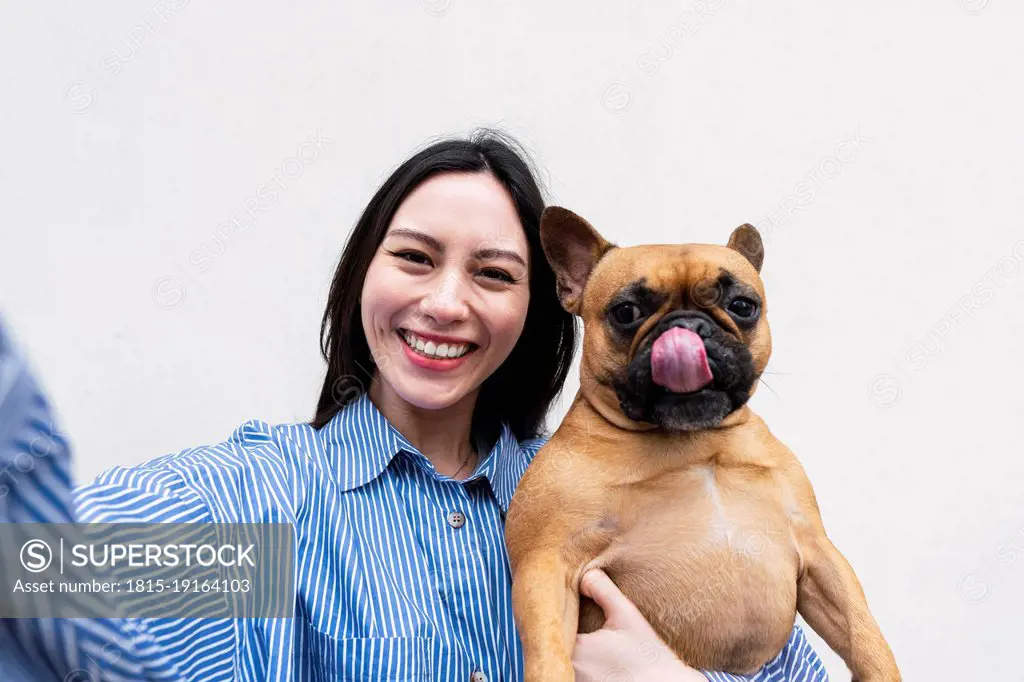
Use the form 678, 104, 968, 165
71, 130, 587, 681
3, 130, 828, 682
311, 133, 573, 470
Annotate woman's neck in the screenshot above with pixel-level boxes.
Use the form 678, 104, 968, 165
368, 377, 479, 479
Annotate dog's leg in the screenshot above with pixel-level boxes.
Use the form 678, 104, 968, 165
512, 550, 579, 682
779, 455, 901, 682
796, 533, 900, 682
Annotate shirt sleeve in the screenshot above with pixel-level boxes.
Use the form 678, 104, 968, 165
0, 314, 237, 681
73, 472, 239, 681
71, 404, 299, 681
0, 314, 183, 681
702, 624, 830, 681
71, 429, 262, 681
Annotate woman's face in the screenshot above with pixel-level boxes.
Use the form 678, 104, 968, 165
360, 171, 531, 411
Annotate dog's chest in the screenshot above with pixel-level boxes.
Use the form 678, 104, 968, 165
581, 462, 802, 671
606, 461, 795, 555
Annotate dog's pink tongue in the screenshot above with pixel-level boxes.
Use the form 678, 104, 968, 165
651, 328, 713, 393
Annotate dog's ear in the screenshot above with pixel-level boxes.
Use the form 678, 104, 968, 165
540, 206, 616, 315
727, 223, 764, 273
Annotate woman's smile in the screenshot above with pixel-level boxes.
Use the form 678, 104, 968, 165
397, 327, 480, 371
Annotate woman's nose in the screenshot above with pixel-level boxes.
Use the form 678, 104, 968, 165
416, 269, 470, 323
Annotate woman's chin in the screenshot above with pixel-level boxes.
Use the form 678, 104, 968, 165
389, 377, 471, 411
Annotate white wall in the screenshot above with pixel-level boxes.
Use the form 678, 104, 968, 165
2, 0, 1021, 678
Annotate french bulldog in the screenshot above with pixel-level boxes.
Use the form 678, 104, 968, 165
506, 206, 900, 681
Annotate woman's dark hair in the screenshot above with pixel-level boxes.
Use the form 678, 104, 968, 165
311, 129, 578, 446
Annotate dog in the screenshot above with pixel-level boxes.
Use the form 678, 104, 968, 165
505, 206, 900, 681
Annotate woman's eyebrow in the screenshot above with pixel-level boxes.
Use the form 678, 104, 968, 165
387, 227, 527, 268
474, 246, 527, 268
387, 227, 443, 251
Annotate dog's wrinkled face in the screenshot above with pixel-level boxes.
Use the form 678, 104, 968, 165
540, 206, 771, 431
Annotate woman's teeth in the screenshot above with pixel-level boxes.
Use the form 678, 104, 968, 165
400, 330, 473, 359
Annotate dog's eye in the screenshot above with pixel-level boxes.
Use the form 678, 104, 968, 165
610, 303, 643, 326
727, 297, 758, 319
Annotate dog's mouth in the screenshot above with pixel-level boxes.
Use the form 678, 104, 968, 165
613, 315, 756, 431
650, 327, 714, 394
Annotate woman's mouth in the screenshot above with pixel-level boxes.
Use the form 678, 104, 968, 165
397, 328, 478, 363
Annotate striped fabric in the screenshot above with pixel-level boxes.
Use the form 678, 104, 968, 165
0, 313, 829, 681
0, 317, 174, 681
703, 626, 830, 682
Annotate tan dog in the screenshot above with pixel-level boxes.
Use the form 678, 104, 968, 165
505, 207, 900, 681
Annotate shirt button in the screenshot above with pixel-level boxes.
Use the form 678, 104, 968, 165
446, 511, 466, 529
471, 671, 488, 682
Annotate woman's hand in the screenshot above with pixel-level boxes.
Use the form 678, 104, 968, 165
572, 569, 707, 682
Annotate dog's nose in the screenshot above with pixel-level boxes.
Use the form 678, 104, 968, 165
659, 310, 717, 339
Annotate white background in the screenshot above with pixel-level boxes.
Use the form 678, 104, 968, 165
2, 1, 1022, 679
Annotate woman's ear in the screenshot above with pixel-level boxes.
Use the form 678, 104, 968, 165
539, 206, 616, 315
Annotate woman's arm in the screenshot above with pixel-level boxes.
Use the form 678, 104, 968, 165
0, 315, 170, 680
0, 315, 235, 681
73, 478, 239, 680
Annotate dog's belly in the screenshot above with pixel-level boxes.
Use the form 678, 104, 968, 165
578, 466, 800, 674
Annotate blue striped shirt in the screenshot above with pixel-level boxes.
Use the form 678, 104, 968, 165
0, 314, 829, 681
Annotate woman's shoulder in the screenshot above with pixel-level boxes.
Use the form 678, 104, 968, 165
73, 417, 321, 523
517, 433, 550, 466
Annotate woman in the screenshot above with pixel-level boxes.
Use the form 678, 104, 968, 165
7, 130, 828, 680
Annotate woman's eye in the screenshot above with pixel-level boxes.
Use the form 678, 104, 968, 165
479, 268, 515, 283
611, 303, 643, 325
727, 297, 758, 318
391, 250, 431, 266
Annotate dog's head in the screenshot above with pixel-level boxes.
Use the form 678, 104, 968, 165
540, 206, 771, 431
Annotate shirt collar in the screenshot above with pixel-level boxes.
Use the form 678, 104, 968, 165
319, 390, 529, 512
